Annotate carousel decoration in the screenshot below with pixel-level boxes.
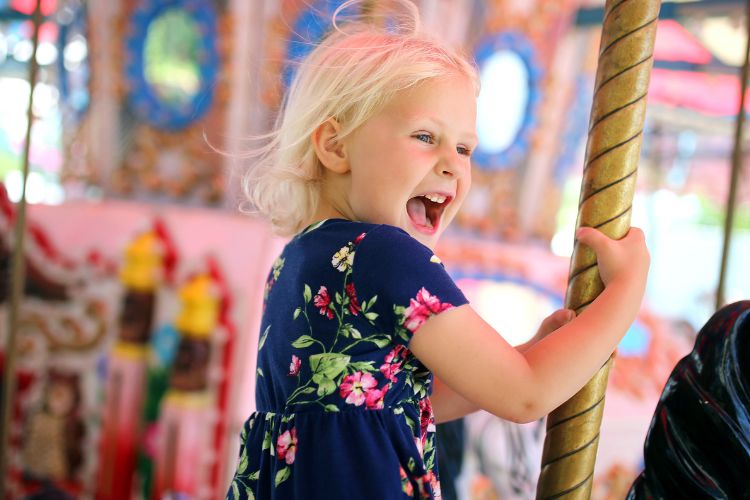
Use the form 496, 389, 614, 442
152, 259, 236, 499
96, 223, 177, 500
456, 0, 580, 241
472, 31, 542, 170
111, 0, 232, 204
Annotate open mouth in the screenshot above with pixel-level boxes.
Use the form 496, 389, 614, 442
406, 193, 452, 234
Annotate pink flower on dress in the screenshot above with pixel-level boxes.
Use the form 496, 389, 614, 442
276, 427, 298, 465
403, 288, 454, 333
354, 232, 366, 244
288, 355, 301, 376
379, 360, 402, 382
430, 473, 441, 498
339, 371, 377, 406
313, 286, 334, 319
384, 345, 407, 364
345, 283, 360, 316
400, 466, 414, 496
416, 470, 437, 498
418, 398, 435, 451
365, 384, 389, 410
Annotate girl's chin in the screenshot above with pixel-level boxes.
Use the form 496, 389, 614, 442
406, 228, 440, 249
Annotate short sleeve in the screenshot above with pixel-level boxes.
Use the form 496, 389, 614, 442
352, 225, 468, 346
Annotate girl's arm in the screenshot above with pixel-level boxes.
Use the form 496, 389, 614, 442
411, 227, 649, 423
431, 308, 576, 423
431, 376, 479, 423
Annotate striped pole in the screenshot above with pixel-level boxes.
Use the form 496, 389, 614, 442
536, 1, 661, 498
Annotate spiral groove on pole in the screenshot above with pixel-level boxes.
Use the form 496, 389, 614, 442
536, 1, 661, 498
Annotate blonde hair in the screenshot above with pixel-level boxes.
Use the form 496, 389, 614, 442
243, 0, 479, 236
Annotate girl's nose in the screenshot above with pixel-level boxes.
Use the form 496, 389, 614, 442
439, 164, 454, 177
437, 149, 463, 178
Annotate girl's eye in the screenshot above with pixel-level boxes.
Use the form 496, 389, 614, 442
414, 133, 433, 144
457, 146, 472, 157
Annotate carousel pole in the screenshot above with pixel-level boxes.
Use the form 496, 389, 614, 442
716, 0, 750, 310
536, 1, 661, 498
0, 0, 43, 492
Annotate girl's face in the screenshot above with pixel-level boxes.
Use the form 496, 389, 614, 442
342, 75, 477, 249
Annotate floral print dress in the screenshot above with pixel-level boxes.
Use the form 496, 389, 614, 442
227, 219, 468, 499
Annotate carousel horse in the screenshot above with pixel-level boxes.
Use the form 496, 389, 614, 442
628, 300, 750, 499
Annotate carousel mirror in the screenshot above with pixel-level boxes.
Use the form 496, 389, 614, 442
477, 50, 529, 155
143, 7, 201, 109
125, 0, 219, 130
473, 32, 541, 169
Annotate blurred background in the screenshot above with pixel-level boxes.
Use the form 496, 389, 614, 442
0, 0, 747, 498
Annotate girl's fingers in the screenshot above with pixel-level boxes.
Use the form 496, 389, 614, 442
625, 226, 646, 243
575, 227, 609, 252
539, 308, 576, 336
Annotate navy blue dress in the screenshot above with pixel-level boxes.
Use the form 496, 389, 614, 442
227, 219, 468, 499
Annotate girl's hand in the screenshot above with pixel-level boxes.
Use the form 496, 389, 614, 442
536, 308, 576, 340
576, 227, 650, 286
517, 309, 576, 353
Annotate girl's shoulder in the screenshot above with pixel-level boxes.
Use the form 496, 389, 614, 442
293, 219, 427, 252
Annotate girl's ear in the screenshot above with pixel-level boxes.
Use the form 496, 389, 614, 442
311, 118, 350, 174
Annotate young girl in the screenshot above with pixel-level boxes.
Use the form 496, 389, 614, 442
228, 2, 649, 498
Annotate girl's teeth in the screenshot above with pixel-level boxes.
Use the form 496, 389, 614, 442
423, 194, 446, 204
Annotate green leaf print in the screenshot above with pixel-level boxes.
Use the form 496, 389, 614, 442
292, 335, 317, 348
272, 257, 285, 280
340, 324, 350, 338
366, 336, 391, 348
362, 295, 377, 312
350, 326, 362, 339
397, 328, 410, 343
257, 368, 264, 378
238, 454, 249, 474
314, 375, 337, 397
424, 436, 434, 455
365, 311, 379, 321
248, 470, 260, 481
404, 415, 417, 435
324, 404, 340, 412
258, 325, 271, 350
293, 307, 302, 320
275, 466, 291, 487
425, 442, 436, 470
309, 353, 350, 379
349, 361, 375, 372
303, 284, 312, 303
246, 486, 256, 500
262, 431, 272, 451
232, 481, 240, 498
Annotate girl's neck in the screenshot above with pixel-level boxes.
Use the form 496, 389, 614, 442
308, 198, 351, 226
308, 174, 356, 225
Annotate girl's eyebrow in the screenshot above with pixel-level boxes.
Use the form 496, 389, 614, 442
408, 115, 478, 144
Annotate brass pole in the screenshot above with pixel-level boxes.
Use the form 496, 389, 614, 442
0, 0, 43, 492
536, 1, 661, 498
716, 0, 750, 309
